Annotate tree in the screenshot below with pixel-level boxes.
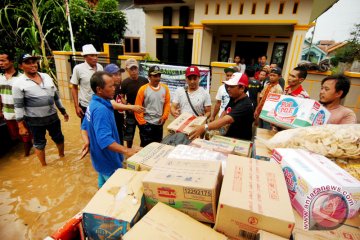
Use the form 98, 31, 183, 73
331, 23, 360, 66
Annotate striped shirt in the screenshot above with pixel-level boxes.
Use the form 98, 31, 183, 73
0, 71, 21, 120
12, 72, 66, 126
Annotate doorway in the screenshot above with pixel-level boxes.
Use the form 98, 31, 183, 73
234, 41, 268, 67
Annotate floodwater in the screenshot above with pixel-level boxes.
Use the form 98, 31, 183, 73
0, 100, 143, 239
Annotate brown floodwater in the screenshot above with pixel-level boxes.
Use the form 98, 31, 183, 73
0, 100, 144, 240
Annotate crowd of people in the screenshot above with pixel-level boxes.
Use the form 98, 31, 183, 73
0, 44, 357, 187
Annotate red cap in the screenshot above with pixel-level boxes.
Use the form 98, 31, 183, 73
223, 72, 249, 87
185, 66, 200, 77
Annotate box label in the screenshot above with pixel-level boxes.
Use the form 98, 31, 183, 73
184, 187, 212, 202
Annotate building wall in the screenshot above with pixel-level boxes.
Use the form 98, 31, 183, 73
193, 0, 313, 25
124, 8, 146, 53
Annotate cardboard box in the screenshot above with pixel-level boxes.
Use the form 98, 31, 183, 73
167, 144, 227, 175
256, 128, 275, 140
253, 140, 272, 161
126, 142, 174, 171
191, 138, 234, 155
123, 202, 227, 240
82, 169, 148, 239
210, 135, 252, 157
257, 230, 288, 240
271, 148, 360, 219
214, 155, 295, 239
260, 93, 331, 129
292, 208, 360, 240
142, 158, 222, 223
167, 112, 207, 134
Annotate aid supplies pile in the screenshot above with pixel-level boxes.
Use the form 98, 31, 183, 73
167, 112, 207, 134
260, 93, 331, 129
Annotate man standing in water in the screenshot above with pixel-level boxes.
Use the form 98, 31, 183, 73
13, 54, 69, 166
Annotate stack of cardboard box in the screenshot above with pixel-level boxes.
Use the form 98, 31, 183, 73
167, 112, 207, 134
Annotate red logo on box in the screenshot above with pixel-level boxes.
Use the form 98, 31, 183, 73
157, 187, 176, 198
248, 217, 258, 225
267, 93, 281, 101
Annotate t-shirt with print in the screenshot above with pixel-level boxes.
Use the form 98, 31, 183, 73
247, 78, 261, 110
172, 87, 211, 116
215, 84, 230, 117
224, 96, 254, 141
120, 76, 148, 105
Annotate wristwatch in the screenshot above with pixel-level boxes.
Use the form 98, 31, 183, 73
204, 124, 209, 132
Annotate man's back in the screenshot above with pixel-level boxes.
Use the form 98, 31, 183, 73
120, 76, 148, 105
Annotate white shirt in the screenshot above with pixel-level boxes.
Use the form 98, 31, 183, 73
215, 84, 230, 117
70, 61, 103, 107
172, 87, 211, 116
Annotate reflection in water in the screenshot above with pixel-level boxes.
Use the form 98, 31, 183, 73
0, 100, 98, 239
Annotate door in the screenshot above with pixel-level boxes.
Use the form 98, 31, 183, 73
234, 41, 268, 66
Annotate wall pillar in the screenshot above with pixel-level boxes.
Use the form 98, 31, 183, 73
191, 25, 213, 66
53, 52, 73, 101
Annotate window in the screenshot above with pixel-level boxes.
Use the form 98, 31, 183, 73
124, 37, 140, 53
216, 3, 220, 15
271, 42, 288, 68
239, 2, 244, 14
265, 2, 270, 14
293, 2, 298, 14
205, 3, 209, 15
227, 3, 232, 15
279, 2, 284, 14
251, 3, 256, 14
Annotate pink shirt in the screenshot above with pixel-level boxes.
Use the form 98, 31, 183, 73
327, 105, 357, 124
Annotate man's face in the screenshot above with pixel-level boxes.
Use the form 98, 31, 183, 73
269, 73, 280, 83
0, 54, 13, 71
112, 72, 122, 86
225, 84, 242, 98
225, 71, 233, 81
98, 75, 115, 100
234, 56, 241, 63
270, 64, 277, 69
149, 73, 161, 87
186, 75, 199, 90
258, 71, 267, 81
260, 56, 267, 65
20, 59, 38, 75
84, 54, 98, 67
287, 70, 302, 87
319, 79, 342, 105
127, 66, 139, 80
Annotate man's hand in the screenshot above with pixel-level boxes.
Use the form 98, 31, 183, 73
130, 105, 145, 113
79, 143, 89, 160
189, 125, 205, 140
18, 121, 29, 136
158, 118, 166, 125
172, 108, 181, 118
253, 110, 259, 120
209, 116, 215, 122
124, 146, 142, 158
75, 106, 84, 118
63, 113, 69, 122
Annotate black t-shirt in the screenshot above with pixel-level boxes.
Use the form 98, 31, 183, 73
120, 76, 148, 105
225, 96, 254, 141
248, 78, 261, 109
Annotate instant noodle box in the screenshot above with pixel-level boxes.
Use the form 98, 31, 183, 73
259, 93, 331, 129
122, 202, 227, 240
271, 148, 360, 221
214, 155, 295, 239
142, 158, 222, 223
82, 169, 148, 240
190, 138, 234, 155
210, 135, 252, 157
167, 112, 207, 134
126, 142, 174, 171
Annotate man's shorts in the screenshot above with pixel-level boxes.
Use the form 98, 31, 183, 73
123, 114, 137, 142
6, 120, 32, 142
29, 119, 64, 150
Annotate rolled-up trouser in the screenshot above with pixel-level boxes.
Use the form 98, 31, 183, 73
29, 119, 64, 150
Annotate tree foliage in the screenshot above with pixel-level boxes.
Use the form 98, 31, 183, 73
331, 23, 360, 66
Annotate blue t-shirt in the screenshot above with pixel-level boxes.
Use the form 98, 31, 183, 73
81, 95, 123, 176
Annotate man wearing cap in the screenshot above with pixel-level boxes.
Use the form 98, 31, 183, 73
171, 66, 211, 118
70, 44, 103, 121
103, 63, 144, 144
12, 54, 69, 166
270, 63, 285, 90
190, 72, 254, 141
120, 58, 148, 148
209, 66, 235, 122
134, 65, 170, 147
0, 51, 33, 156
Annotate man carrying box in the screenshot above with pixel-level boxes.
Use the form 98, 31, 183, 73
189, 72, 254, 141
135, 65, 171, 147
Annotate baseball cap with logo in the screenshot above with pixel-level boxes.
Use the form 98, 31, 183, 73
18, 53, 41, 64
223, 72, 249, 87
125, 58, 138, 69
104, 64, 125, 74
270, 67, 282, 75
185, 66, 200, 77
148, 65, 161, 76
